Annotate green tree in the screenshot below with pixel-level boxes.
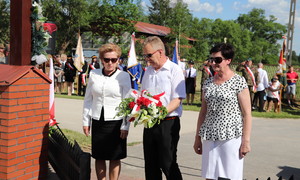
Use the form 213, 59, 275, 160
89, 0, 140, 42
148, 0, 172, 27
236, 8, 287, 64
41, 0, 91, 54
187, 17, 213, 61
0, 0, 10, 44
291, 50, 298, 65
135, 0, 149, 23
148, 0, 193, 58
166, 1, 193, 57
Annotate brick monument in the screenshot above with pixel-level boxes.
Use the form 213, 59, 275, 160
0, 0, 51, 179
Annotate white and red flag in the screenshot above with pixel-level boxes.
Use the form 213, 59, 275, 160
49, 57, 57, 126
278, 36, 287, 73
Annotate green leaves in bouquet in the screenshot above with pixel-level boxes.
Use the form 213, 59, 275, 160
145, 105, 168, 128
115, 97, 135, 117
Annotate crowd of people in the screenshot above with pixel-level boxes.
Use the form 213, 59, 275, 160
31, 38, 295, 180
2, 37, 297, 180
199, 56, 299, 112
80, 37, 300, 180
43, 42, 298, 114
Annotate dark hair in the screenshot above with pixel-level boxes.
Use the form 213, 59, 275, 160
188, 60, 194, 64
210, 43, 235, 60
271, 78, 278, 82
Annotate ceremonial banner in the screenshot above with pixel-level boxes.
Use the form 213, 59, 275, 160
278, 37, 287, 71
171, 40, 178, 64
127, 32, 140, 90
74, 34, 85, 71
127, 32, 138, 68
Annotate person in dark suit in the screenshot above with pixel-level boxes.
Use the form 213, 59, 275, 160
78, 60, 88, 96
88, 55, 100, 77
64, 55, 77, 96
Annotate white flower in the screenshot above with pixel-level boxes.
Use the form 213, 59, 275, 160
32, 54, 47, 64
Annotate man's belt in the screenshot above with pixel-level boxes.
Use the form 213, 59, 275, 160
164, 116, 178, 121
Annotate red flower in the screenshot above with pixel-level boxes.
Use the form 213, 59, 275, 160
143, 98, 152, 106
129, 117, 135, 122
137, 97, 152, 106
129, 102, 135, 109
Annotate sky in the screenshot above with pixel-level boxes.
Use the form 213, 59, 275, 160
141, 0, 300, 55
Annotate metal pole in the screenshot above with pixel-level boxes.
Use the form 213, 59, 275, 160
286, 0, 296, 65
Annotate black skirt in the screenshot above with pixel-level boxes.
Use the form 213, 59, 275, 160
91, 108, 127, 160
186, 77, 196, 94
64, 74, 75, 82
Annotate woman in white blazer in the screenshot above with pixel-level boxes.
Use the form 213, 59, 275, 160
83, 43, 131, 180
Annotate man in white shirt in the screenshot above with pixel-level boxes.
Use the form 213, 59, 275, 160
141, 36, 186, 180
185, 60, 197, 105
253, 63, 269, 112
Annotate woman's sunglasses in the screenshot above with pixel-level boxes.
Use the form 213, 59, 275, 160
208, 57, 226, 64
103, 58, 118, 63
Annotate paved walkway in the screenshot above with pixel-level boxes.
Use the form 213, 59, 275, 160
49, 98, 300, 180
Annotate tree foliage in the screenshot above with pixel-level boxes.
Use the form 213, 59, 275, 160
146, 5, 288, 64
148, 0, 172, 27
41, 0, 144, 54
2, 1, 296, 64
236, 8, 287, 64
89, 0, 140, 41
41, 0, 91, 54
0, 0, 10, 44
148, 0, 193, 58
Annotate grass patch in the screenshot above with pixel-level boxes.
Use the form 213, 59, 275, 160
61, 129, 91, 151
182, 102, 300, 119
182, 92, 300, 119
128, 141, 142, 146
56, 91, 300, 118
55, 93, 84, 100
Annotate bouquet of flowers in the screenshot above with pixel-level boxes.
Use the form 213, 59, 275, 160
115, 89, 168, 128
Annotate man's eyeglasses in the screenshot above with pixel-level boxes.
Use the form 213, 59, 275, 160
103, 58, 118, 63
143, 50, 160, 59
208, 57, 226, 64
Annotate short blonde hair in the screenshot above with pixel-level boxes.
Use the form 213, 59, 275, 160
99, 43, 122, 59
143, 36, 165, 53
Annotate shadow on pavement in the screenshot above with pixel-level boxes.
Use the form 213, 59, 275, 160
276, 166, 300, 180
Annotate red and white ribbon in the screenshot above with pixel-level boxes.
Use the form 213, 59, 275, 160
66, 62, 74, 70
245, 65, 257, 91
81, 74, 86, 86
89, 64, 95, 70
204, 66, 213, 77
127, 89, 165, 121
